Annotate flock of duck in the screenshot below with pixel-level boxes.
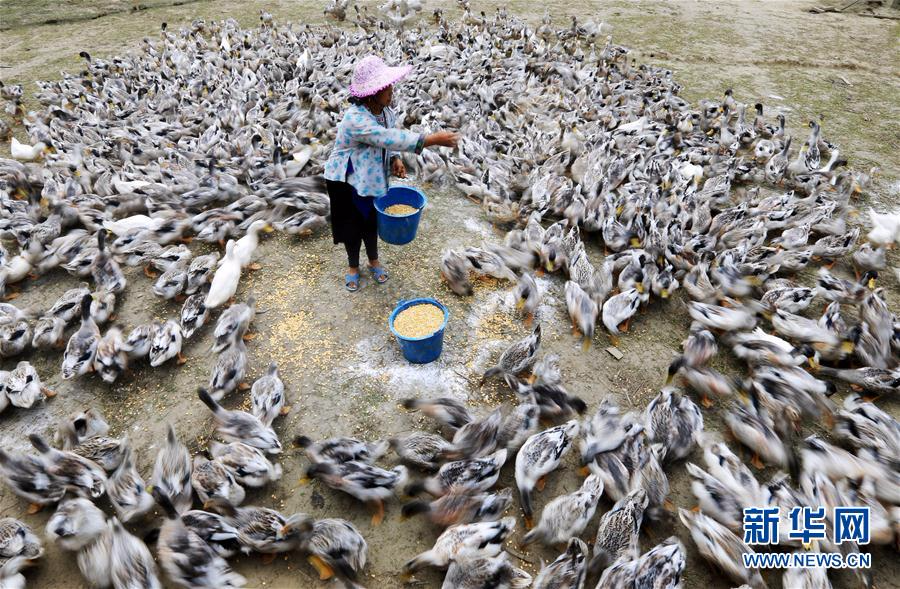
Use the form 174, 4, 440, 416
0, 5, 898, 589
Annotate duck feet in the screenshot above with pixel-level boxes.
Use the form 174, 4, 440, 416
238, 382, 251, 391
369, 500, 385, 526
619, 318, 631, 333
41, 387, 56, 398
700, 394, 714, 409
26, 503, 42, 515
663, 498, 676, 512
3, 291, 20, 301
524, 313, 534, 328
578, 465, 591, 478
143, 265, 158, 279
308, 555, 334, 580
750, 453, 765, 469
242, 332, 257, 341
690, 505, 701, 513
280, 405, 291, 415
535, 476, 546, 492
524, 515, 534, 530
249, 263, 262, 271
176, 352, 187, 365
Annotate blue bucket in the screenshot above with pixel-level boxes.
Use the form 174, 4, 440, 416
375, 185, 427, 245
389, 298, 449, 364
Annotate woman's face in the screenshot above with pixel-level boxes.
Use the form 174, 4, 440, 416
373, 85, 393, 108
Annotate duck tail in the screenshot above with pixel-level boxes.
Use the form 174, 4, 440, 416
28, 434, 51, 454
197, 388, 221, 415
405, 480, 427, 497
151, 487, 178, 519
293, 435, 313, 449
400, 500, 431, 519
400, 398, 419, 410
330, 556, 359, 584
166, 423, 178, 445
520, 526, 541, 546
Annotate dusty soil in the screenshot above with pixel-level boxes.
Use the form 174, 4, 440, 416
1, 1, 898, 589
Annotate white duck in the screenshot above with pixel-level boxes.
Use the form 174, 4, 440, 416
866, 208, 900, 247
205, 241, 242, 309
10, 137, 47, 161
231, 220, 273, 269
102, 215, 166, 237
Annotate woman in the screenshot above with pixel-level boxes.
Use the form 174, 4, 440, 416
324, 55, 459, 292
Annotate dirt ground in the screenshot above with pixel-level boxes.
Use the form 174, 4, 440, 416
1, 2, 899, 589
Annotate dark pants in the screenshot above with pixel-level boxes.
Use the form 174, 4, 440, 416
326, 179, 378, 268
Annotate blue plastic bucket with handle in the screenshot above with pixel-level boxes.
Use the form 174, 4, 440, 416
374, 185, 427, 245
389, 298, 448, 364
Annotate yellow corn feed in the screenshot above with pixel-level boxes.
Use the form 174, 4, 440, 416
384, 203, 419, 216
393, 303, 444, 338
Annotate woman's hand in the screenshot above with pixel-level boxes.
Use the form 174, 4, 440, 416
424, 130, 460, 149
391, 157, 407, 178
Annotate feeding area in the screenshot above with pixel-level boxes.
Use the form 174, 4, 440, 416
0, 1, 898, 589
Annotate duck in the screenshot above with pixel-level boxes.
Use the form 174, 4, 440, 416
688, 301, 757, 332
180, 510, 242, 559
816, 366, 900, 395
866, 208, 900, 246
402, 517, 516, 577
107, 446, 154, 523
407, 449, 507, 497
204, 240, 242, 309
0, 518, 42, 565
514, 272, 541, 326
303, 518, 368, 585
151, 244, 193, 273
180, 293, 209, 340
481, 324, 542, 383
192, 454, 245, 506
231, 219, 274, 269
250, 362, 287, 426
440, 249, 474, 297
305, 460, 408, 526
532, 538, 589, 589
401, 488, 514, 528
209, 441, 282, 488
55, 407, 110, 448
74, 517, 115, 589
186, 253, 220, 294
728, 328, 815, 367
633, 537, 687, 589
442, 553, 531, 589
4, 361, 54, 409
152, 488, 247, 588
666, 358, 736, 408
447, 408, 502, 459
506, 376, 587, 421
522, 472, 604, 546
515, 420, 579, 528
294, 434, 388, 466
92, 326, 129, 383
816, 267, 875, 303
89, 289, 116, 325
389, 431, 456, 471
90, 231, 126, 294
151, 424, 193, 515
198, 389, 281, 454
498, 398, 541, 452
401, 397, 472, 430
565, 280, 599, 350
28, 433, 105, 499
679, 508, 766, 589
724, 389, 794, 470
107, 517, 162, 588
643, 387, 703, 463
211, 296, 257, 353
760, 282, 815, 314
66, 432, 128, 472
208, 339, 248, 400
812, 227, 859, 261
601, 287, 647, 344
0, 448, 66, 512
592, 488, 647, 571
61, 294, 100, 379
125, 322, 156, 359
45, 497, 106, 551
10, 138, 47, 161
463, 246, 518, 282
30, 316, 66, 350
834, 394, 900, 461
0, 320, 31, 358
206, 500, 312, 555
153, 266, 188, 300
45, 283, 91, 324
149, 320, 185, 367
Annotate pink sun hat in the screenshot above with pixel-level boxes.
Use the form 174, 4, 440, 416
349, 55, 412, 98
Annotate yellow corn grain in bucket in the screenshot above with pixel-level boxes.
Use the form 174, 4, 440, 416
384, 203, 419, 216
392, 303, 445, 338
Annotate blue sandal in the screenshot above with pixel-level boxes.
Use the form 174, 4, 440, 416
369, 265, 388, 284
345, 272, 360, 292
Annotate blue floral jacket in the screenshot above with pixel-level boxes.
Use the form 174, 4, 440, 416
324, 105, 425, 197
